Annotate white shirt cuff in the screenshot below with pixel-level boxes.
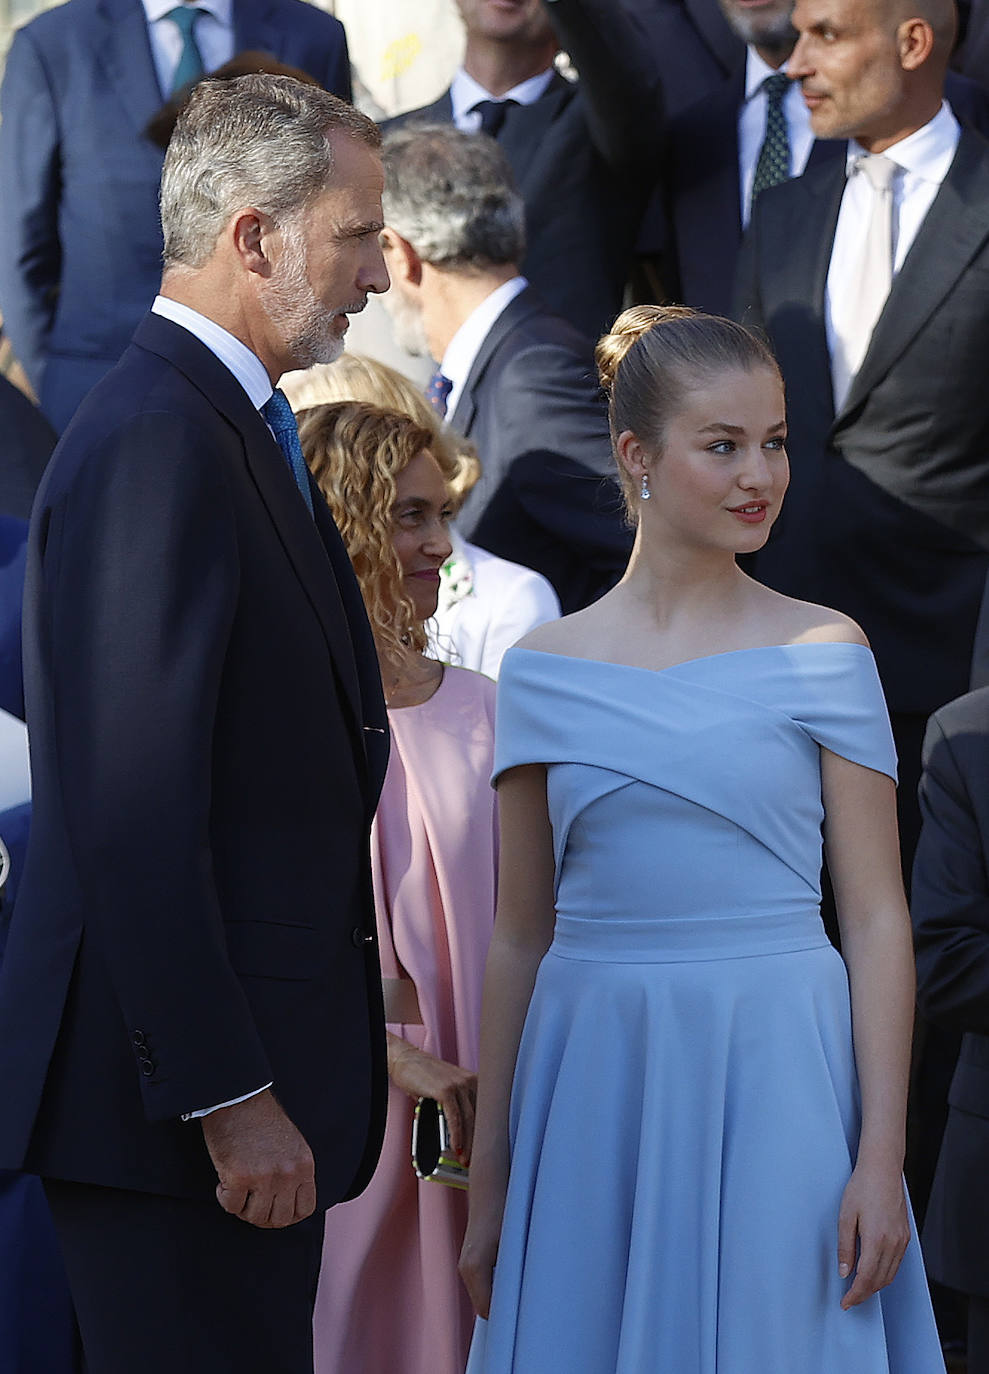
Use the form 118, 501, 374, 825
180, 1082, 272, 1121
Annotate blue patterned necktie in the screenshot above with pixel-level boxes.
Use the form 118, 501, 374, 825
751, 72, 791, 206
426, 371, 453, 419
167, 5, 206, 94
262, 389, 315, 517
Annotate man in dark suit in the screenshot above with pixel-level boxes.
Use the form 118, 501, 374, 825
734, 0, 989, 871
913, 686, 989, 1374
621, 0, 741, 117
0, 75, 391, 1373
954, 0, 989, 89
385, 0, 662, 343
380, 123, 631, 613
0, 0, 352, 435
667, 0, 989, 316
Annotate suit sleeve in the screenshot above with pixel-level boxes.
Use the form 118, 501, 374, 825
0, 27, 63, 393
912, 711, 989, 1036
42, 412, 273, 1121
544, 0, 664, 174
496, 343, 632, 571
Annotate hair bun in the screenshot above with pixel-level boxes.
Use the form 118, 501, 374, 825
595, 304, 698, 395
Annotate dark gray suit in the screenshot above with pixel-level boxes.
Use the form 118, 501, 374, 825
450, 287, 631, 613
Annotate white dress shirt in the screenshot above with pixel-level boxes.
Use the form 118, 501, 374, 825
151, 295, 274, 1120
450, 66, 555, 133
739, 47, 815, 227
441, 275, 528, 421
142, 0, 235, 97
825, 102, 960, 403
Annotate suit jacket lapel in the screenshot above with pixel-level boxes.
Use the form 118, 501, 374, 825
96, 0, 166, 135
839, 132, 989, 420
447, 288, 541, 438
784, 162, 847, 412
133, 316, 370, 781
498, 75, 571, 188
233, 0, 287, 62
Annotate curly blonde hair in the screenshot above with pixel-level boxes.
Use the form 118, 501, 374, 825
298, 400, 456, 659
282, 353, 481, 511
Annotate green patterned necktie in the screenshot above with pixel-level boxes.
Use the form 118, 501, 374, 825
167, 5, 206, 94
751, 72, 791, 206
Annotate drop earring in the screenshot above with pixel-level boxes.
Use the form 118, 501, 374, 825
640, 470, 651, 501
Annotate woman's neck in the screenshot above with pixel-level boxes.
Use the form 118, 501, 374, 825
378, 646, 444, 710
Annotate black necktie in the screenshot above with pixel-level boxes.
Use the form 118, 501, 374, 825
469, 98, 518, 138
751, 72, 791, 206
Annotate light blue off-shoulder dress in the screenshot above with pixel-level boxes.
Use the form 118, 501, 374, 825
469, 643, 945, 1373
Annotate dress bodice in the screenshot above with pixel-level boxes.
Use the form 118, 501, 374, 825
493, 644, 896, 955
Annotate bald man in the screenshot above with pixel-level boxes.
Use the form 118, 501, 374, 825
735, 0, 989, 874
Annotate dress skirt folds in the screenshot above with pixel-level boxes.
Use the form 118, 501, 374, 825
468, 643, 945, 1374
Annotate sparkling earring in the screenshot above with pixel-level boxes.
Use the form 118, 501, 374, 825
640, 470, 651, 501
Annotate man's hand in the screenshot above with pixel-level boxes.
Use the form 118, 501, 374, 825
200, 1088, 316, 1228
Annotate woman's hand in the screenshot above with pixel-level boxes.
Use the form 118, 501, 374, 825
387, 1033, 477, 1162
836, 1161, 910, 1309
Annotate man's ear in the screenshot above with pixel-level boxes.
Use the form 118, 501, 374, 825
380, 227, 423, 288
898, 18, 935, 72
229, 208, 275, 276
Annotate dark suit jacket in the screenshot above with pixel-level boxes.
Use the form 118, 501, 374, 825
0, 0, 351, 435
620, 0, 740, 119
913, 687, 989, 1296
386, 0, 663, 342
668, 67, 989, 317
734, 128, 989, 716
0, 313, 389, 1208
954, 0, 989, 93
449, 286, 632, 613
0, 377, 56, 523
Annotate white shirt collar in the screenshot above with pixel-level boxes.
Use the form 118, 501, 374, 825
151, 296, 272, 409
440, 277, 528, 416
846, 101, 960, 182
142, 0, 232, 27
450, 66, 555, 126
743, 46, 790, 102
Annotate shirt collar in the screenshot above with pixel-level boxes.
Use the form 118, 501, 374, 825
846, 101, 960, 182
440, 276, 528, 397
743, 46, 790, 102
151, 296, 272, 409
450, 66, 555, 125
142, 0, 232, 26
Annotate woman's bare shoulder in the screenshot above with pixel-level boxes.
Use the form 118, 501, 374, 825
756, 587, 870, 648
516, 605, 607, 658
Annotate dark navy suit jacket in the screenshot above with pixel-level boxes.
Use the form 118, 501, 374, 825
913, 686, 989, 1296
449, 287, 632, 613
0, 314, 389, 1207
0, 0, 351, 434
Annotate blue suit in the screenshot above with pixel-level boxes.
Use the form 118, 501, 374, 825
0, 0, 351, 433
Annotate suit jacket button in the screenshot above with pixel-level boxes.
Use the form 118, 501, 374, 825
351, 927, 373, 948
132, 1031, 147, 1046
140, 1061, 155, 1077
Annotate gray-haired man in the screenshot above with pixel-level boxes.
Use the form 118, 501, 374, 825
0, 75, 390, 1374
380, 122, 631, 612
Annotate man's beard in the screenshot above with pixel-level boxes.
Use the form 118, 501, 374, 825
721, 5, 796, 56
263, 230, 356, 370
381, 284, 430, 358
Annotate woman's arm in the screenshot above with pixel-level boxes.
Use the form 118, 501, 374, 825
386, 1033, 477, 1163
823, 748, 914, 1310
459, 763, 558, 1318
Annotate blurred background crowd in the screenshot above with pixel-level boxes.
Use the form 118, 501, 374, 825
1, 0, 989, 1370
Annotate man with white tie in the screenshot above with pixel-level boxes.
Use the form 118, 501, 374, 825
734, 0, 989, 871
0, 0, 351, 432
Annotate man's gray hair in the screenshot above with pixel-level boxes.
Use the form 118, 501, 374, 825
160, 74, 381, 269
381, 124, 526, 270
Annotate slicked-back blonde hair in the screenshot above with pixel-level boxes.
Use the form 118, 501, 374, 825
298, 401, 456, 658
283, 353, 481, 510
